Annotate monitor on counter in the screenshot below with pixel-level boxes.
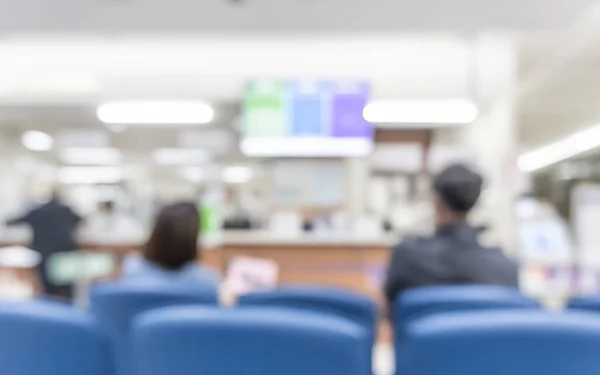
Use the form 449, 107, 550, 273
241, 80, 373, 157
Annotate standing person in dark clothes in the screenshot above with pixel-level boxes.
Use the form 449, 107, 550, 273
384, 164, 518, 308
7, 190, 82, 299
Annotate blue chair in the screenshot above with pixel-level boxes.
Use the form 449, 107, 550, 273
568, 295, 600, 312
239, 286, 377, 334
90, 280, 218, 375
239, 286, 377, 371
397, 310, 600, 375
396, 285, 536, 326
133, 306, 370, 375
0, 299, 109, 375
394, 285, 537, 345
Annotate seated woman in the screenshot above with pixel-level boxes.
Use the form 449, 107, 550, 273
121, 202, 219, 288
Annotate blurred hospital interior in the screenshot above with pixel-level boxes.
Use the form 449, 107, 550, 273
2, 1, 600, 375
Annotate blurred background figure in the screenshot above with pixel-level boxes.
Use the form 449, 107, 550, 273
121, 202, 220, 289
85, 200, 144, 240
384, 164, 519, 307
6, 190, 82, 299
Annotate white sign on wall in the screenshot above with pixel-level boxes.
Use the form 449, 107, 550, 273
572, 184, 600, 266
271, 161, 344, 206
370, 144, 423, 173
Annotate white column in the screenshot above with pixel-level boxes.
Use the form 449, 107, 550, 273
346, 157, 369, 221
462, 34, 519, 253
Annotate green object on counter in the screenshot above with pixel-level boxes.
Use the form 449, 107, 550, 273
200, 205, 219, 234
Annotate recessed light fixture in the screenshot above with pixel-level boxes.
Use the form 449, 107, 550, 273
59, 147, 122, 165
153, 148, 209, 165
58, 166, 124, 184
22, 131, 54, 151
180, 167, 204, 183
97, 100, 214, 124
222, 166, 253, 184
0, 73, 101, 96
362, 98, 478, 124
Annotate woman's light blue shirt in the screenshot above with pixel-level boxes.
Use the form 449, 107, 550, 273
122, 254, 220, 289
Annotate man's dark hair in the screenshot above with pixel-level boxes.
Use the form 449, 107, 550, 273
433, 164, 483, 213
144, 202, 200, 270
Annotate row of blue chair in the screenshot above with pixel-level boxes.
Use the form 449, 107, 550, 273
0, 300, 110, 375
3, 283, 600, 375
92, 282, 543, 375
0, 299, 370, 375
91, 281, 378, 375
0, 283, 375, 375
91, 281, 219, 375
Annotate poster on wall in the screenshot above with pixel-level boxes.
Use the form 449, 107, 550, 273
370, 144, 423, 173
271, 161, 344, 207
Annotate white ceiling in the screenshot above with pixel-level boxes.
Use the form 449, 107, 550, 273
0, 0, 598, 159
0, 35, 475, 102
0, 104, 243, 164
0, 0, 595, 33
519, 2, 600, 149
0, 33, 481, 166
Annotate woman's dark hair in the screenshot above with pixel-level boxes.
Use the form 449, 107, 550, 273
144, 201, 200, 270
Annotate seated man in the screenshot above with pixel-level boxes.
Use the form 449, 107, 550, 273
383, 164, 518, 308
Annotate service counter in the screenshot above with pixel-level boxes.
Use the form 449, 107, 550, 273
0, 229, 397, 343
0, 229, 396, 300
216, 232, 394, 299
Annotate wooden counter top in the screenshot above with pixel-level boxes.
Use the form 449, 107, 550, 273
0, 228, 398, 249
0, 228, 392, 303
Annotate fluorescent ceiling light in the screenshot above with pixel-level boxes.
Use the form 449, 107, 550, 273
241, 137, 373, 157
153, 148, 209, 165
58, 166, 124, 184
180, 167, 204, 183
22, 131, 54, 151
518, 124, 600, 172
58, 129, 110, 149
0, 73, 101, 95
222, 166, 253, 184
97, 100, 214, 124
59, 147, 122, 165
363, 98, 478, 124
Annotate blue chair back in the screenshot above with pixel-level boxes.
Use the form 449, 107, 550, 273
397, 310, 600, 375
239, 286, 377, 333
394, 285, 537, 345
90, 280, 218, 375
134, 306, 370, 375
239, 285, 377, 371
0, 299, 109, 375
396, 285, 536, 325
568, 295, 600, 312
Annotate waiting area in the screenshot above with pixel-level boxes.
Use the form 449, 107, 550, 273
3, 0, 600, 374
1, 283, 600, 375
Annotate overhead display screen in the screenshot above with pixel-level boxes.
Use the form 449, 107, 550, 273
241, 80, 373, 157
